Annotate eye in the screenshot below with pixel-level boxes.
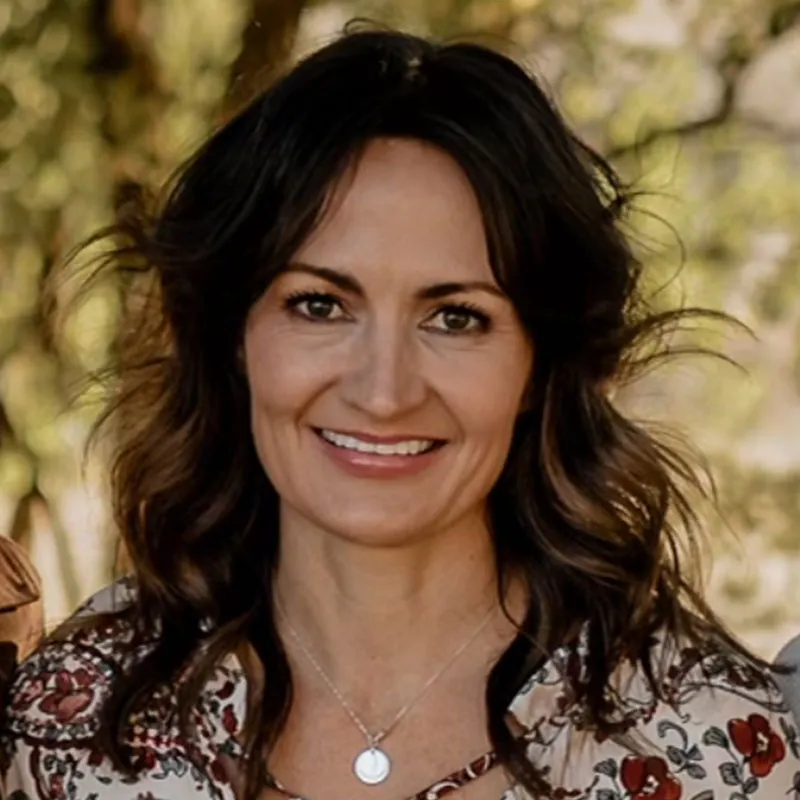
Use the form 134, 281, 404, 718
424, 304, 491, 335
284, 291, 347, 321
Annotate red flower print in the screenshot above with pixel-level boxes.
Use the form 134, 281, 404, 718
38, 668, 95, 723
210, 758, 228, 783
143, 748, 157, 770
49, 774, 65, 796
217, 680, 235, 699
222, 704, 239, 735
87, 747, 105, 768
620, 756, 682, 800
729, 713, 786, 777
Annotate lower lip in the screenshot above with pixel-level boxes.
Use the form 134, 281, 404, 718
314, 431, 445, 479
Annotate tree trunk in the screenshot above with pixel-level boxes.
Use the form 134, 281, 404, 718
224, 0, 309, 118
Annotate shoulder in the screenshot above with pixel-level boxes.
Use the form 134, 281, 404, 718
1, 578, 150, 769
4, 577, 146, 742
0, 578, 243, 799
71, 574, 139, 618
633, 638, 800, 798
512, 631, 800, 799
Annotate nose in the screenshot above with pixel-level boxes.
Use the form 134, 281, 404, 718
339, 319, 427, 420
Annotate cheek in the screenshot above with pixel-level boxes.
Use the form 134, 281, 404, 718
465, 390, 525, 444
247, 354, 311, 416
244, 337, 324, 485
435, 348, 530, 441
245, 346, 315, 440
243, 319, 331, 418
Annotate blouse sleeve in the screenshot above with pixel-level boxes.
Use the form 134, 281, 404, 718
0, 579, 140, 799
616, 652, 800, 800
0, 578, 245, 800
0, 634, 119, 799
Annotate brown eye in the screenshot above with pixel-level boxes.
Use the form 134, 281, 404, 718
424, 304, 491, 334
442, 309, 474, 331
304, 298, 337, 318
285, 292, 346, 321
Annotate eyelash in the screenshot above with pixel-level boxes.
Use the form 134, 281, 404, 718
284, 291, 345, 321
437, 302, 491, 334
283, 291, 492, 334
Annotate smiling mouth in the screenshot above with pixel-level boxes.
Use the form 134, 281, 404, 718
314, 428, 445, 456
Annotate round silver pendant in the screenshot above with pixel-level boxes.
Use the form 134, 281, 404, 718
354, 747, 391, 785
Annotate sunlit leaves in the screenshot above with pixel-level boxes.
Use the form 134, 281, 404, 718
0, 0, 252, 622
2, 0, 800, 650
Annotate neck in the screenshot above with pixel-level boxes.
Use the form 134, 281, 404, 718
272, 505, 523, 702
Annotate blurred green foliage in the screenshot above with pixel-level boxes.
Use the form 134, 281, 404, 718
2, 0, 800, 654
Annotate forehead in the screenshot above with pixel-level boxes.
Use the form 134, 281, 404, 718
293, 138, 495, 287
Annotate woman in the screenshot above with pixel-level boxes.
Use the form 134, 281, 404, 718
2, 25, 797, 800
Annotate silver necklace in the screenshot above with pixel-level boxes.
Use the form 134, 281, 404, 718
276, 599, 495, 786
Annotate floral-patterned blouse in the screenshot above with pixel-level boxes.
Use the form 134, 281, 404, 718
2, 579, 800, 800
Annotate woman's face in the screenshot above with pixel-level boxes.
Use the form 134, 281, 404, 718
244, 138, 533, 546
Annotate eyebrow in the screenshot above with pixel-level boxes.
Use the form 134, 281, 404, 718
285, 262, 506, 301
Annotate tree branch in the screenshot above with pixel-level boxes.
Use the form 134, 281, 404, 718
222, 0, 309, 119
604, 2, 800, 160
604, 82, 735, 160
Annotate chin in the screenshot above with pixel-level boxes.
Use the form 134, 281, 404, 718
310, 508, 437, 547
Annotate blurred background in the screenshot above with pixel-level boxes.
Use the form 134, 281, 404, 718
1, 0, 800, 656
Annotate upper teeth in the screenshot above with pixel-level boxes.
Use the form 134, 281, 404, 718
320, 430, 435, 455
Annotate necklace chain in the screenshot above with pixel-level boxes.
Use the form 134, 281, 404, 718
276, 598, 495, 748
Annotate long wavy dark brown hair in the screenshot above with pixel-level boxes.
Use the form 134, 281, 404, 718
62, 24, 770, 799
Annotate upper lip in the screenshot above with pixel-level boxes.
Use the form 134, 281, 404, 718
314, 427, 445, 444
